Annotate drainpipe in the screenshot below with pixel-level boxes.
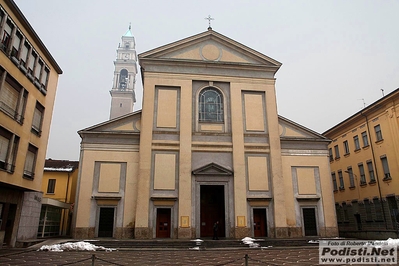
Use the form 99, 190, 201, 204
361, 111, 388, 230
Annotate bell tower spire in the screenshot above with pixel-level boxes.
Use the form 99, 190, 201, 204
109, 24, 137, 119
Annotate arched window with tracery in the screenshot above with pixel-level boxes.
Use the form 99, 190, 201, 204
199, 88, 223, 122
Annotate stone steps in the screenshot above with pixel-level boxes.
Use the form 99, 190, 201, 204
84, 238, 318, 250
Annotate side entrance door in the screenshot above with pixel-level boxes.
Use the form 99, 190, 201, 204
302, 208, 318, 236
156, 208, 171, 238
98, 207, 114, 237
253, 208, 267, 237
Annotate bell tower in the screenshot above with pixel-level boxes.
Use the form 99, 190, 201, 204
109, 24, 137, 119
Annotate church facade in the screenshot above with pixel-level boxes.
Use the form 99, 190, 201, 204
72, 28, 338, 239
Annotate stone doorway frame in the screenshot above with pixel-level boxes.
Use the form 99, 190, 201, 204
192, 176, 234, 238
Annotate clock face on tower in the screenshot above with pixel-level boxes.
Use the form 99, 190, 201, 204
124, 54, 129, 59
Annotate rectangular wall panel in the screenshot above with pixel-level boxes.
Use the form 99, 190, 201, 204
244, 93, 265, 132
98, 163, 120, 193
297, 168, 317, 195
154, 153, 176, 190
248, 156, 269, 191
156, 89, 177, 128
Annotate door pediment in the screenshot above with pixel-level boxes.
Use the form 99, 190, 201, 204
192, 163, 233, 176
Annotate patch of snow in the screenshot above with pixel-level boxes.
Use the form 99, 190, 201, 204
37, 241, 115, 252
308, 240, 319, 244
190, 239, 203, 242
189, 246, 200, 250
241, 237, 261, 248
44, 167, 74, 172
261, 246, 272, 249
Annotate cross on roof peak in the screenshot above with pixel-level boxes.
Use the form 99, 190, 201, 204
205, 15, 214, 30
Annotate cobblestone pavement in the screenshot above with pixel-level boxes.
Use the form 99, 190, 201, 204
0, 247, 324, 266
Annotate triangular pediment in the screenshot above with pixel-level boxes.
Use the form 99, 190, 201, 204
139, 30, 281, 68
278, 115, 327, 140
192, 163, 233, 176
78, 110, 141, 134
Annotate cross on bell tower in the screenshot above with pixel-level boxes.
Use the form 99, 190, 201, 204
109, 24, 138, 119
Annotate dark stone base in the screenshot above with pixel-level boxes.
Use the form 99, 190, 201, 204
115, 227, 134, 239
72, 227, 95, 239
177, 227, 192, 239
274, 227, 289, 238
234, 227, 251, 239
134, 227, 152, 239
320, 227, 339, 237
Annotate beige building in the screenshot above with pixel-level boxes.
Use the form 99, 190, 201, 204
73, 28, 338, 239
324, 88, 399, 239
39, 159, 79, 237
0, 0, 62, 247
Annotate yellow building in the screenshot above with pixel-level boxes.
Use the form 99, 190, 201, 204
73, 28, 338, 239
0, 0, 62, 247
38, 159, 79, 237
324, 88, 399, 239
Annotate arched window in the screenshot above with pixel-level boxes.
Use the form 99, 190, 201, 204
119, 69, 128, 90
199, 88, 223, 122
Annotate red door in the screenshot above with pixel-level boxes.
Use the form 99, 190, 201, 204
156, 208, 171, 238
253, 208, 267, 237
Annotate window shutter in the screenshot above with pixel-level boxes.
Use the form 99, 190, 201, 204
12, 34, 21, 50
0, 135, 9, 162
32, 107, 42, 131
20, 43, 29, 62
4, 21, 12, 35
24, 149, 35, 173
1, 82, 19, 111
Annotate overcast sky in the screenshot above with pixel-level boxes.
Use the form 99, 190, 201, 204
14, 0, 399, 161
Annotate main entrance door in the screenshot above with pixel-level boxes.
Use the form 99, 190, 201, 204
253, 208, 267, 237
302, 208, 317, 236
156, 208, 171, 238
98, 207, 114, 237
200, 185, 225, 237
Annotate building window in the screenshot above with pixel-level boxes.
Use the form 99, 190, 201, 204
47, 179, 56, 194
338, 170, 344, 190
40, 67, 49, 91
0, 126, 19, 173
329, 148, 333, 162
23, 144, 38, 180
353, 135, 360, 150
342, 203, 349, 221
364, 200, 373, 221
332, 172, 337, 191
199, 87, 224, 122
343, 140, 350, 155
334, 145, 340, 159
0, 74, 27, 123
380, 156, 391, 180
20, 41, 30, 69
335, 204, 342, 222
361, 131, 369, 147
358, 163, 366, 185
11, 31, 22, 59
347, 167, 355, 188
374, 124, 383, 141
366, 161, 375, 183
27, 50, 37, 77
118, 69, 128, 90
373, 198, 383, 221
31, 102, 44, 136
1, 19, 13, 53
